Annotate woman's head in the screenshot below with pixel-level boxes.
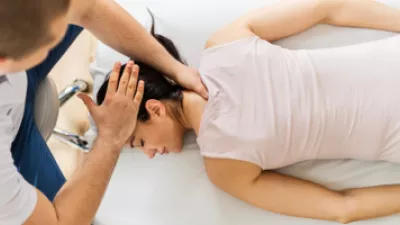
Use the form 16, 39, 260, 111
96, 11, 188, 158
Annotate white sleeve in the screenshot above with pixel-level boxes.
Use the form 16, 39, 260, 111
0, 108, 37, 225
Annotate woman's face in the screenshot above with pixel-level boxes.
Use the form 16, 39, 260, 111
129, 100, 186, 158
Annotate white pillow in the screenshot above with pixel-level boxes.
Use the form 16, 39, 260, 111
90, 1, 400, 225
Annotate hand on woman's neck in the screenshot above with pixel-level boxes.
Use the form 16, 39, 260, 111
181, 91, 207, 135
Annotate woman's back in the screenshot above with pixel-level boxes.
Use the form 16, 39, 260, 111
198, 35, 400, 170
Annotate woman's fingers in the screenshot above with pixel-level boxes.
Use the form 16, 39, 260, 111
106, 62, 122, 97
117, 61, 133, 95
126, 65, 139, 98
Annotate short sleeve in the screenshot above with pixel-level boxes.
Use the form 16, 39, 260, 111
0, 107, 37, 225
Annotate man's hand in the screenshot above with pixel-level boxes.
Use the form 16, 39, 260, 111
174, 65, 208, 99
78, 61, 144, 148
70, 0, 208, 100
23, 62, 144, 225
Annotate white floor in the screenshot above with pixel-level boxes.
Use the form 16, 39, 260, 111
47, 30, 96, 179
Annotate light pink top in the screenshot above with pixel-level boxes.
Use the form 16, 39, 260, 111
197, 35, 400, 170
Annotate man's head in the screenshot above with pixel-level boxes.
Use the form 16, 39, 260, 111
0, 0, 71, 74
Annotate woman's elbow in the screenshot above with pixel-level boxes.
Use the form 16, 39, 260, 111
335, 194, 358, 224
308, 192, 355, 224
337, 214, 354, 224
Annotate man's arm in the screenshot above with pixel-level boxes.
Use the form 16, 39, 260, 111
207, 0, 400, 48
69, 0, 182, 79
70, 0, 208, 99
23, 62, 144, 225
205, 157, 400, 224
25, 138, 122, 225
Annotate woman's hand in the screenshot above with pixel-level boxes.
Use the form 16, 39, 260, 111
79, 61, 144, 149
174, 65, 208, 99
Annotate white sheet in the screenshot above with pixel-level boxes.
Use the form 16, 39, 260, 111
90, 1, 400, 224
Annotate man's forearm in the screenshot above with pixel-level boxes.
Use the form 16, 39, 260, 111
341, 185, 400, 223
325, 0, 400, 32
52, 136, 123, 225
78, 0, 183, 79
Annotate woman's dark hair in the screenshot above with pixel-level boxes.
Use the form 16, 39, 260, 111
96, 10, 184, 121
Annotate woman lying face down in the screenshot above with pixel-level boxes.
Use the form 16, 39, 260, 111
96, 27, 206, 158
97, 0, 400, 223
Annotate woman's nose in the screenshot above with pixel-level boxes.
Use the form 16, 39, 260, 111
145, 148, 156, 159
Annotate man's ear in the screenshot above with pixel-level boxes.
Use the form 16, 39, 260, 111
145, 100, 166, 119
0, 57, 9, 72
0, 57, 6, 66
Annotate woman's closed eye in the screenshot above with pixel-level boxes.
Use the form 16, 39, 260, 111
130, 136, 145, 148
140, 139, 145, 147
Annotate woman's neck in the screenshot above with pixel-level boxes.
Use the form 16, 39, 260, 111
180, 91, 207, 135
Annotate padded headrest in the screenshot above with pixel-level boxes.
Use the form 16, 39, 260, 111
34, 77, 59, 141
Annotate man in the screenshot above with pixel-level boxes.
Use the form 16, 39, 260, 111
0, 0, 207, 224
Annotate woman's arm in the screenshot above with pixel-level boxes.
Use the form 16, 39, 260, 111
204, 157, 400, 224
207, 0, 400, 48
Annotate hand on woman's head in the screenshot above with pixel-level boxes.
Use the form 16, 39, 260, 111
146, 8, 208, 100
96, 60, 187, 157
95, 12, 194, 156
79, 61, 144, 148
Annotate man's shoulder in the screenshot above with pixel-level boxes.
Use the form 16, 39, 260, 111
0, 72, 27, 106
0, 74, 36, 225
0, 98, 14, 151
0, 72, 27, 146
0, 72, 27, 100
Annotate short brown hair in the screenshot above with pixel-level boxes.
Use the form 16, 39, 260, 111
0, 0, 71, 59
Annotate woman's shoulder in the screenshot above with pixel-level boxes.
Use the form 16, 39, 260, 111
199, 34, 279, 74
204, 26, 256, 50
199, 35, 261, 82
201, 35, 260, 59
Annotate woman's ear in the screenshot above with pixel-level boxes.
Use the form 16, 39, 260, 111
145, 100, 166, 119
